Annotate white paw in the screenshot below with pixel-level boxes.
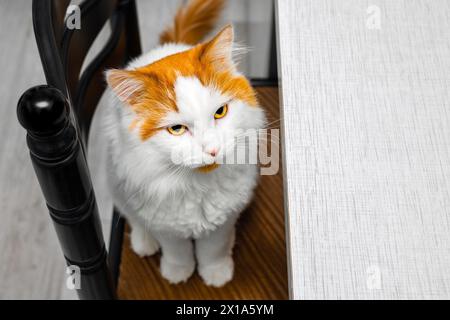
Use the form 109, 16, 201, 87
198, 256, 234, 287
160, 257, 195, 284
130, 229, 160, 257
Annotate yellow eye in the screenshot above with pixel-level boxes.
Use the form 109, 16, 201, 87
214, 104, 228, 119
167, 125, 187, 136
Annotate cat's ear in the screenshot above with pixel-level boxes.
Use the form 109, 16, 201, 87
200, 24, 235, 72
106, 69, 144, 104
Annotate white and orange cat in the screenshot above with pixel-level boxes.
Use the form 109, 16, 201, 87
104, 0, 266, 287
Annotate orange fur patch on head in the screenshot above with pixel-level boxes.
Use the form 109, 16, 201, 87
107, 25, 258, 141
107, 68, 178, 140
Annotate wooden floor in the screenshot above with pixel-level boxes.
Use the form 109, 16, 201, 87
117, 87, 288, 300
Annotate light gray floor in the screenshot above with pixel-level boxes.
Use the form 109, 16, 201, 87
0, 0, 272, 299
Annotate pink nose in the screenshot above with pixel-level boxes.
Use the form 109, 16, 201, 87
206, 148, 218, 157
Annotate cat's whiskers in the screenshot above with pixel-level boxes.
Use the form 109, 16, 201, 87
264, 117, 282, 127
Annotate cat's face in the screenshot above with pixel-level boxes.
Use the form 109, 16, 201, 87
107, 25, 266, 172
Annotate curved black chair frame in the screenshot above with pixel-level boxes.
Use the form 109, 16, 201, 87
17, 0, 142, 300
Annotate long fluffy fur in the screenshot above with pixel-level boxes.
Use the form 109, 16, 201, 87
159, 0, 226, 45
104, 0, 267, 287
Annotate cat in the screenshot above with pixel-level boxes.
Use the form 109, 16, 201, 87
104, 0, 266, 287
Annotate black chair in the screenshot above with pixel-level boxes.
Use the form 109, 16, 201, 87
17, 0, 280, 300
17, 0, 141, 300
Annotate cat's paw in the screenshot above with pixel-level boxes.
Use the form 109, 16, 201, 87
160, 257, 195, 284
130, 229, 160, 257
198, 256, 234, 287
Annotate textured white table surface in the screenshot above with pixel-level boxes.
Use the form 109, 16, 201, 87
276, 0, 450, 299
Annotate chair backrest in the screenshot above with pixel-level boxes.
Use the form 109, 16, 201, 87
33, 0, 142, 143
17, 0, 142, 300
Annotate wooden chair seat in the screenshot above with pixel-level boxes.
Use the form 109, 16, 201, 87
117, 87, 288, 299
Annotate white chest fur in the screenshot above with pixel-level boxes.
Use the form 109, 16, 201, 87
135, 164, 258, 238
107, 141, 259, 239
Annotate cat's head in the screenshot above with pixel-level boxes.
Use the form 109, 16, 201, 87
106, 25, 266, 173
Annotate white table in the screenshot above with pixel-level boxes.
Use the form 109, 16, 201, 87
276, 0, 450, 299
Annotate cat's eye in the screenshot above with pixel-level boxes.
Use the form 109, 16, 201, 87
214, 104, 228, 119
167, 124, 187, 136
